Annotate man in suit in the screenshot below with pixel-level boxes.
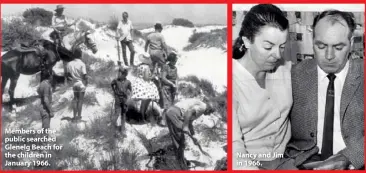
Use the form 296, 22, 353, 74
286, 10, 364, 170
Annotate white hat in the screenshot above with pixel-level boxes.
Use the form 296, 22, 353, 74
138, 53, 152, 65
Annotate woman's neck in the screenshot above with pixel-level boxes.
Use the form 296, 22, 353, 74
239, 53, 266, 80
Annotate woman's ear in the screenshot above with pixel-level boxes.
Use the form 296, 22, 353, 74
242, 36, 251, 49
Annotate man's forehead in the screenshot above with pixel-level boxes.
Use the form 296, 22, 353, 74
315, 15, 350, 32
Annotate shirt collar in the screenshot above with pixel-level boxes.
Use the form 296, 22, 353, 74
233, 59, 254, 81
317, 60, 350, 82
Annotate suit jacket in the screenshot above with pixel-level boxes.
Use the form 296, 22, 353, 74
285, 59, 364, 169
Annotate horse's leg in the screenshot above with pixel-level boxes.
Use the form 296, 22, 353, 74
2, 75, 9, 106
2, 74, 9, 96
63, 61, 68, 85
9, 73, 20, 110
49, 68, 56, 91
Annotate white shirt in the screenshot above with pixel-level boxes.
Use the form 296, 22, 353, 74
66, 59, 87, 84
52, 15, 72, 30
174, 98, 206, 119
117, 19, 133, 41
232, 60, 292, 170
317, 60, 349, 154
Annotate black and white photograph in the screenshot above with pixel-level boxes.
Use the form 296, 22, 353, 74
1, 4, 227, 170
232, 4, 364, 170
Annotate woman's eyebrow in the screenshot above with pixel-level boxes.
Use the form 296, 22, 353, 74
263, 40, 275, 45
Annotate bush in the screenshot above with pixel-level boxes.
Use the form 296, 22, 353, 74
214, 89, 227, 122
178, 82, 201, 98
23, 7, 53, 26
184, 28, 227, 51
108, 15, 119, 31
2, 18, 42, 51
181, 75, 215, 97
132, 29, 143, 40
172, 18, 194, 28
188, 32, 206, 43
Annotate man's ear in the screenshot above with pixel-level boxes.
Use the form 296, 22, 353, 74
350, 36, 354, 49
242, 36, 251, 49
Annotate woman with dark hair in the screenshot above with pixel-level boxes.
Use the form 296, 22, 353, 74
233, 4, 296, 170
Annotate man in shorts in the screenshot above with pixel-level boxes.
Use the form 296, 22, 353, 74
66, 56, 88, 120
164, 97, 215, 169
145, 23, 168, 75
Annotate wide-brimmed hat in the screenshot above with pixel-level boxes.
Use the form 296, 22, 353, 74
55, 5, 65, 11
138, 52, 152, 65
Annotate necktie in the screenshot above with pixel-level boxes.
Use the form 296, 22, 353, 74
321, 73, 336, 160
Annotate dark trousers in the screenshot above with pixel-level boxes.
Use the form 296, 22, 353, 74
162, 85, 176, 109
41, 112, 51, 129
259, 158, 298, 170
165, 106, 188, 170
152, 78, 164, 108
298, 154, 365, 170
149, 50, 165, 75
49, 28, 73, 46
121, 39, 135, 66
112, 100, 127, 132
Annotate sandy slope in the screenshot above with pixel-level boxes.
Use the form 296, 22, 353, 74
2, 18, 227, 170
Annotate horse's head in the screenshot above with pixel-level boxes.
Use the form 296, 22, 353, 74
83, 30, 98, 54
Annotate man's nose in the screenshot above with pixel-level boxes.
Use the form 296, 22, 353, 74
325, 48, 335, 60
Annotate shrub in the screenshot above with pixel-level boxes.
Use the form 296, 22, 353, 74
199, 78, 216, 97
100, 148, 141, 170
172, 18, 194, 28
214, 89, 227, 122
184, 28, 227, 51
108, 15, 119, 31
83, 91, 99, 106
2, 18, 42, 51
188, 32, 206, 43
83, 115, 113, 139
178, 82, 201, 98
22, 7, 53, 26
181, 75, 216, 97
132, 29, 143, 40
81, 52, 116, 90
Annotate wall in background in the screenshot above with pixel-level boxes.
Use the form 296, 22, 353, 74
233, 10, 365, 64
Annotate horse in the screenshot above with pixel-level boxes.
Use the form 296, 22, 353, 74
1, 29, 98, 110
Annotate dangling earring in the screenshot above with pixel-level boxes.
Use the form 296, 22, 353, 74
239, 44, 245, 51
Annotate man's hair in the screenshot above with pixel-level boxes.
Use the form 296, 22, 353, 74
312, 10, 356, 38
167, 52, 178, 62
154, 23, 163, 30
118, 67, 128, 75
40, 68, 51, 81
202, 97, 215, 113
